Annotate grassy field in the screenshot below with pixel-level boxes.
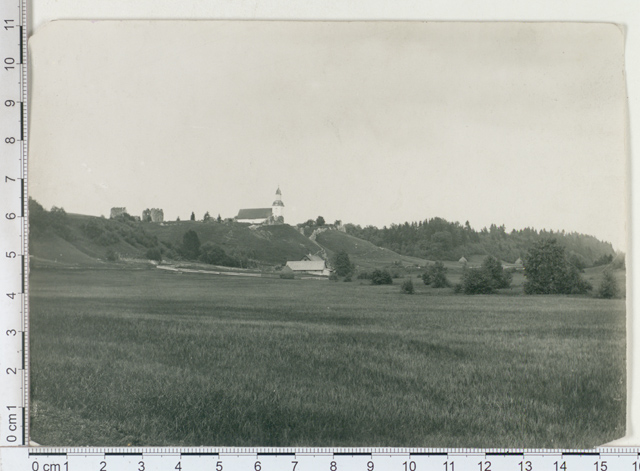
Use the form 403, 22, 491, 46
29, 267, 626, 447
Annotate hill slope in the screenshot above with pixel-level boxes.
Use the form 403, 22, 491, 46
314, 230, 428, 269
30, 208, 323, 266
141, 221, 319, 265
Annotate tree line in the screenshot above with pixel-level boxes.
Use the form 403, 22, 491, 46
345, 217, 617, 267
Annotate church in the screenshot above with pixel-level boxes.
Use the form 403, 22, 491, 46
235, 187, 285, 224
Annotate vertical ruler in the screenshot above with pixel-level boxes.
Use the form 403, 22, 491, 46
0, 0, 27, 447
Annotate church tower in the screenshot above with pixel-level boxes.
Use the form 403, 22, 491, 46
272, 186, 284, 221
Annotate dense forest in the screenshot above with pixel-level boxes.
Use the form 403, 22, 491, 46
345, 217, 618, 268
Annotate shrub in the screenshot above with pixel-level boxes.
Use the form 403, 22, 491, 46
329, 272, 339, 281
370, 269, 393, 285
461, 268, 495, 294
597, 269, 619, 299
421, 270, 433, 285
181, 230, 201, 260
279, 272, 295, 280
145, 247, 162, 262
343, 274, 352, 282
401, 279, 414, 294
199, 242, 240, 267
357, 271, 371, 280
105, 248, 119, 262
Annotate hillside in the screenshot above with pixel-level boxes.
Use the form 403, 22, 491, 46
314, 230, 428, 269
29, 203, 323, 267
141, 221, 319, 265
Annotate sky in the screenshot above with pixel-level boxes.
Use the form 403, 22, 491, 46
29, 21, 628, 249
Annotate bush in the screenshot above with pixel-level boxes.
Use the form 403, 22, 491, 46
279, 272, 295, 280
329, 272, 339, 281
370, 269, 393, 285
401, 279, 414, 294
357, 271, 371, 280
461, 268, 495, 294
145, 247, 162, 262
105, 248, 119, 262
597, 269, 619, 299
181, 230, 201, 260
343, 274, 352, 282
199, 242, 240, 267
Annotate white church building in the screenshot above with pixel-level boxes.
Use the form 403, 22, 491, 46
235, 187, 285, 224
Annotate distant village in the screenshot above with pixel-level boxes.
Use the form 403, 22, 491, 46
109, 187, 341, 277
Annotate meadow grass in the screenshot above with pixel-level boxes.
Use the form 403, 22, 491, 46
29, 268, 625, 447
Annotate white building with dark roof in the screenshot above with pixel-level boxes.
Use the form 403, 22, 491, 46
285, 260, 331, 276
235, 187, 285, 224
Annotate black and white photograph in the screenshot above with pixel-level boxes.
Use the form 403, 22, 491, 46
27, 20, 627, 447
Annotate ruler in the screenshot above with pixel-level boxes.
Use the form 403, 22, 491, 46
0, 447, 640, 470
0, 0, 27, 449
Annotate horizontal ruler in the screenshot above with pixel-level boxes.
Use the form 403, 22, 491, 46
1, 448, 640, 471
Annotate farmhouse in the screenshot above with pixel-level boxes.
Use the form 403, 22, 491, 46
236, 187, 284, 224
285, 260, 331, 276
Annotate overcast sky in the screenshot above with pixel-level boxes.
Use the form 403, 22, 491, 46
29, 21, 627, 249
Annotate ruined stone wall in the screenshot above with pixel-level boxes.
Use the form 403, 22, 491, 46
110, 207, 127, 219
150, 208, 164, 222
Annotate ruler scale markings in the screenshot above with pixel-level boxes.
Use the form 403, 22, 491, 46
181, 452, 220, 456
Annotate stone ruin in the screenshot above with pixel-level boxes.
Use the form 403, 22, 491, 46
110, 207, 127, 219
142, 208, 164, 222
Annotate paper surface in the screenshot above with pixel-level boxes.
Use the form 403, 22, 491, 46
27, 20, 631, 447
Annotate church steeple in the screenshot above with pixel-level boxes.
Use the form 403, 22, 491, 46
272, 186, 284, 220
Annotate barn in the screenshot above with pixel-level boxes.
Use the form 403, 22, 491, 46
285, 260, 331, 276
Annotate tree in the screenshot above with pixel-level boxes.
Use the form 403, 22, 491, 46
203, 211, 211, 222
429, 261, 450, 288
316, 216, 325, 227
176, 216, 181, 222
181, 230, 201, 259
480, 255, 512, 289
401, 278, 414, 294
523, 239, 592, 294
333, 250, 354, 277
597, 269, 619, 299
190, 212, 196, 221
217, 214, 222, 223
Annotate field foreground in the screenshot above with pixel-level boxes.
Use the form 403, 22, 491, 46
30, 268, 626, 447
